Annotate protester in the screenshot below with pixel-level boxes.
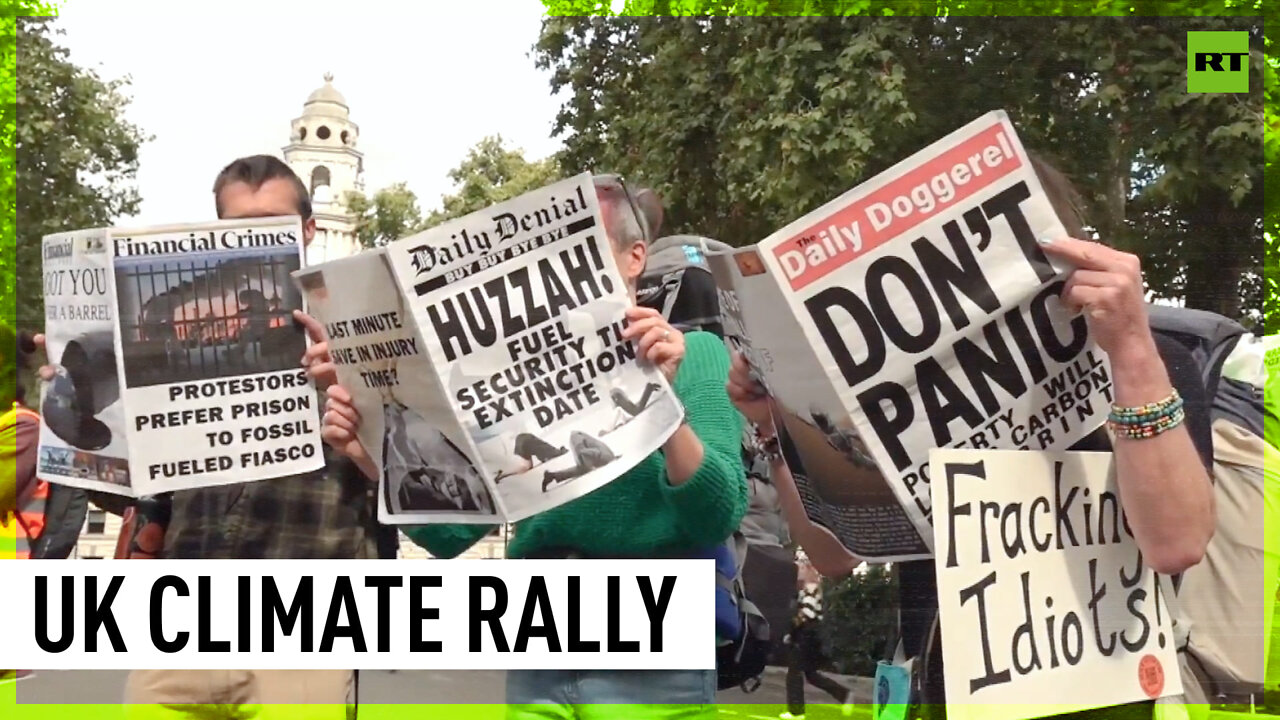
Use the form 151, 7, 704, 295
1, 330, 38, 685
36, 155, 380, 718
727, 155, 1216, 720
2, 329, 43, 558
315, 174, 749, 717
781, 555, 854, 720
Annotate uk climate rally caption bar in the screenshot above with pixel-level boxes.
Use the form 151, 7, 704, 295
0, 560, 713, 670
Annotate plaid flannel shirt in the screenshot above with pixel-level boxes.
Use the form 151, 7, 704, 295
163, 447, 388, 560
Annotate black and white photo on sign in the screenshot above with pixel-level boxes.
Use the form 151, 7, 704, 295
39, 228, 133, 494
115, 246, 305, 388
41, 330, 118, 452
776, 406, 931, 560
381, 395, 496, 516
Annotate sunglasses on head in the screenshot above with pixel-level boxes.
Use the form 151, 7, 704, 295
592, 173, 650, 244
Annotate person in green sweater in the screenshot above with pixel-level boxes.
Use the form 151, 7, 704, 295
315, 175, 748, 718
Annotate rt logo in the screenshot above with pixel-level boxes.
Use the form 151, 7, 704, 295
1187, 31, 1250, 93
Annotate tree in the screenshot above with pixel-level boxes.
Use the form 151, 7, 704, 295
344, 182, 424, 248
343, 138, 558, 249
534, 11, 1265, 321
11, 17, 149, 331
819, 564, 899, 677
427, 136, 561, 225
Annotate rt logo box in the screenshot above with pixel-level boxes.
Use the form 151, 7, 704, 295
1187, 31, 1250, 93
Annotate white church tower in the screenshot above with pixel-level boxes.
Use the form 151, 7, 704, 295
283, 73, 364, 264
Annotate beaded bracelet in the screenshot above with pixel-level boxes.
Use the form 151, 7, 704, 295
1107, 389, 1185, 439
751, 425, 783, 463
1109, 407, 1185, 439
1109, 392, 1184, 423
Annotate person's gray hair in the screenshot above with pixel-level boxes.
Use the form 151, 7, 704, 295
593, 177, 660, 249
604, 198, 647, 249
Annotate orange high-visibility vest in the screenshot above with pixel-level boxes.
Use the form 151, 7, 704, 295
6, 405, 45, 559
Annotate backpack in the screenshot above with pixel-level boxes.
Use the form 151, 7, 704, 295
636, 235, 734, 337
711, 533, 774, 691
638, 234, 791, 690
1143, 312, 1277, 708
1145, 305, 1247, 413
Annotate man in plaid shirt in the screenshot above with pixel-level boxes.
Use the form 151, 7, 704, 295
37, 156, 393, 719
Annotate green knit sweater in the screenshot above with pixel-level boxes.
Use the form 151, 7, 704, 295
404, 331, 748, 559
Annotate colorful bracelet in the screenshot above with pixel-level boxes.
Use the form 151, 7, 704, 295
1107, 389, 1185, 439
1109, 407, 1185, 439
1109, 391, 1184, 422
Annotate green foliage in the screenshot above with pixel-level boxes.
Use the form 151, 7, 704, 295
536, 14, 1264, 323
342, 137, 559, 249
542, 0, 1265, 17
344, 182, 424, 248
426, 136, 561, 225
12, 17, 148, 332
817, 565, 899, 676
0, 320, 15, 408
1264, 30, 1278, 333
1, 2, 60, 330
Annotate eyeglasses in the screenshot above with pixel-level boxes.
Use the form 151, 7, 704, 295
592, 173, 650, 245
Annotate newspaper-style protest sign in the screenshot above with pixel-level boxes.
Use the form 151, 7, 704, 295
294, 173, 683, 523
710, 110, 1113, 561
38, 216, 326, 497
110, 216, 323, 495
294, 250, 500, 523
930, 449, 1180, 720
37, 229, 131, 495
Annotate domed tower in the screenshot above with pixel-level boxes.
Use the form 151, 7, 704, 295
283, 73, 365, 263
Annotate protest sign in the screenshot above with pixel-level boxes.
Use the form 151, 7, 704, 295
710, 110, 1113, 561
111, 216, 323, 495
37, 216, 325, 496
295, 173, 683, 523
37, 229, 131, 495
295, 250, 500, 523
929, 448, 1181, 720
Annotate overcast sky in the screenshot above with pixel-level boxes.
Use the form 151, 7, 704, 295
56, 0, 567, 226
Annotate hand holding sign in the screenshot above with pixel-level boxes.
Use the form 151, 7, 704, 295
295, 310, 338, 391
1041, 236, 1156, 363
321, 384, 377, 482
32, 334, 53, 382
726, 351, 773, 431
621, 306, 685, 383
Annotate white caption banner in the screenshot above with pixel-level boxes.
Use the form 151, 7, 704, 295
0, 560, 714, 671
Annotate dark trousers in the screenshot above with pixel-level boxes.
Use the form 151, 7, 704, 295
785, 622, 846, 715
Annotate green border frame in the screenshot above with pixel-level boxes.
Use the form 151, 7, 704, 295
2, 0, 1274, 718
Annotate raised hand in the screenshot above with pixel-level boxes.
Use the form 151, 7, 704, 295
621, 306, 686, 383
295, 310, 337, 390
